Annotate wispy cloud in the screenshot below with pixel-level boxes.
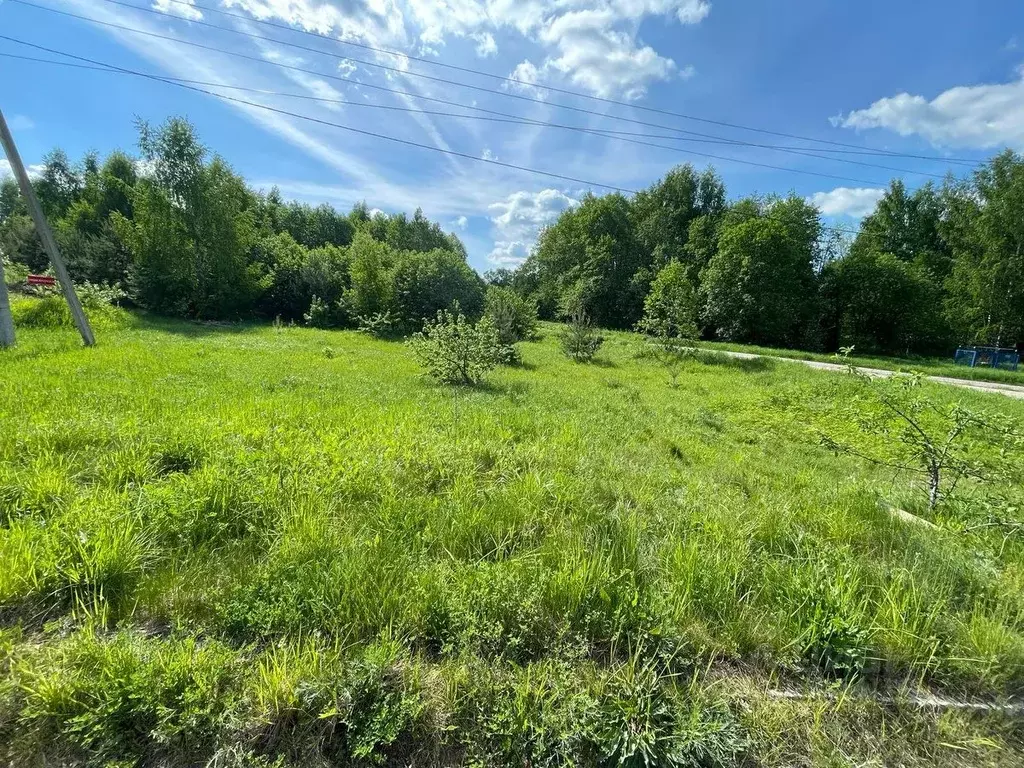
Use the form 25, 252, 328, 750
6, 115, 35, 132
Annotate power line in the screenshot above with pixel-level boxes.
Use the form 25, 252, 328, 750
1, 32, 912, 188
0, 47, 948, 183
13, 0, 978, 174
0, 41, 866, 237
0, 51, 944, 182
83, 0, 981, 166
0, 45, 637, 194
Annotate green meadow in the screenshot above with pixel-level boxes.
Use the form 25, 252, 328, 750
2, 309, 1024, 767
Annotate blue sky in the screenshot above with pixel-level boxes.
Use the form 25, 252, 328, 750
1, 0, 1023, 271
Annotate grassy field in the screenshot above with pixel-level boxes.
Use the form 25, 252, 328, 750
2, 307, 1024, 766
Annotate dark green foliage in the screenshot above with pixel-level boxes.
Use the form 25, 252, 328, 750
0, 118, 470, 330
303, 295, 345, 329
533, 192, 644, 329
631, 165, 726, 287
344, 232, 484, 334
852, 180, 952, 282
250, 232, 350, 323
701, 196, 820, 347
637, 261, 699, 340
819, 249, 946, 354
113, 118, 265, 319
389, 247, 485, 332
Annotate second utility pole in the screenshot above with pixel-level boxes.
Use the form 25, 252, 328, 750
0, 108, 94, 346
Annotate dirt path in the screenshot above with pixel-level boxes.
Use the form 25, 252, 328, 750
716, 350, 1024, 400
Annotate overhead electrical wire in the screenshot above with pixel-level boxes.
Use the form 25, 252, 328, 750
11, 0, 977, 175
77, 0, 980, 167
1, 29, 926, 188
0, 40, 866, 238
0, 46, 947, 183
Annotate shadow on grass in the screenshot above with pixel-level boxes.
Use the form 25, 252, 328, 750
692, 350, 776, 373
137, 315, 270, 338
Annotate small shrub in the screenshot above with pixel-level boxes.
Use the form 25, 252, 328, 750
303, 295, 344, 329
356, 311, 399, 338
637, 262, 699, 387
558, 311, 604, 363
484, 286, 537, 345
642, 337, 694, 388
77, 281, 128, 310
408, 308, 504, 386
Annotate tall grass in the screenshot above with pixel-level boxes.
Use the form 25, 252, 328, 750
1, 307, 1023, 765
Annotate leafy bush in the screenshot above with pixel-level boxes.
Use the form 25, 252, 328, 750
408, 307, 505, 385
558, 311, 604, 363
484, 285, 537, 345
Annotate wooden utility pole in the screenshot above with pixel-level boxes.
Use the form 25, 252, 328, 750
0, 255, 14, 348
0, 108, 94, 346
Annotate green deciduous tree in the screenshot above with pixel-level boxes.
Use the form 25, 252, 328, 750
701, 196, 820, 347
637, 261, 699, 340
114, 118, 264, 318
942, 150, 1024, 346
631, 164, 725, 286
851, 180, 952, 283
533, 193, 643, 328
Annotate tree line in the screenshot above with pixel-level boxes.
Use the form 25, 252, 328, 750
495, 156, 1024, 356
0, 117, 482, 334
2, 115, 1022, 356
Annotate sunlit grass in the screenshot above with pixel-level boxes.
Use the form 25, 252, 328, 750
1, 311, 1023, 765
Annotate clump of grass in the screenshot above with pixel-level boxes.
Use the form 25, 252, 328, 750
11, 294, 135, 331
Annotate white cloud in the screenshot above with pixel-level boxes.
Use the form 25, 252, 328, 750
454, 215, 469, 229
338, 59, 357, 77
220, 0, 709, 100
471, 31, 497, 57
809, 187, 885, 218
481, 147, 497, 161
836, 69, 1024, 149
507, 60, 546, 98
0, 160, 45, 180
488, 240, 532, 265
537, 9, 677, 100
487, 188, 578, 264
153, 0, 202, 21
